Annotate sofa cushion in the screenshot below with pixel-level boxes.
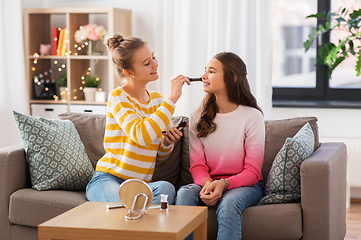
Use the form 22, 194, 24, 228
242, 203, 303, 240
263, 116, 320, 183
13, 111, 94, 191
206, 203, 302, 240
9, 189, 87, 227
58, 112, 106, 169
179, 120, 193, 188
259, 122, 314, 205
152, 116, 184, 188
59, 112, 190, 189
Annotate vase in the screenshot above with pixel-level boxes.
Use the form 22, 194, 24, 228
87, 40, 100, 55
84, 87, 97, 102
95, 91, 106, 103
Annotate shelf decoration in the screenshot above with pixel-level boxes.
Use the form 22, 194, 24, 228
83, 73, 100, 102
40, 44, 51, 56
57, 28, 68, 56
52, 28, 61, 55
95, 89, 106, 103
57, 72, 68, 101
74, 24, 108, 55
32, 69, 57, 100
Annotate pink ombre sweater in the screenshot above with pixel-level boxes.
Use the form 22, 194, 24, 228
189, 105, 265, 190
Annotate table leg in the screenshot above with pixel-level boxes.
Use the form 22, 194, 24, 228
193, 219, 207, 240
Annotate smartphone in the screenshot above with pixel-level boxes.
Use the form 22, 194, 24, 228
162, 118, 188, 134
176, 118, 188, 131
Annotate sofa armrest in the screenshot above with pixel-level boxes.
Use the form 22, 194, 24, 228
300, 142, 347, 240
0, 144, 30, 204
0, 144, 29, 236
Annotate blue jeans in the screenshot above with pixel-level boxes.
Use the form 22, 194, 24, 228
175, 181, 264, 240
86, 171, 176, 204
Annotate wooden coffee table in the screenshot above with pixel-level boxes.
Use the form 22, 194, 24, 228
38, 202, 208, 240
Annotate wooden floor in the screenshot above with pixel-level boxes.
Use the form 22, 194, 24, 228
345, 201, 361, 240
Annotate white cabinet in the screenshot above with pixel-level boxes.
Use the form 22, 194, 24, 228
69, 104, 106, 115
31, 104, 68, 119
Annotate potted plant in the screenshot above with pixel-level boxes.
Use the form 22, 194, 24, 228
57, 73, 67, 100
304, 7, 361, 78
84, 75, 100, 102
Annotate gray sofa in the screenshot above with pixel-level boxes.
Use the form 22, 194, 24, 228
0, 112, 347, 240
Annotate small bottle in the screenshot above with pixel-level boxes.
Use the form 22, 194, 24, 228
160, 194, 168, 210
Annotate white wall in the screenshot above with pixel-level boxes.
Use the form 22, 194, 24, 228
271, 107, 361, 139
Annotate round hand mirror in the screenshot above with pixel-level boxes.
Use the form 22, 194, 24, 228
118, 179, 153, 210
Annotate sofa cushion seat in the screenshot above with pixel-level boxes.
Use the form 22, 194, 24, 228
206, 203, 302, 240
242, 203, 302, 240
9, 189, 87, 227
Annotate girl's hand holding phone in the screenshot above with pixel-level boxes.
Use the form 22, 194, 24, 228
162, 127, 183, 146
162, 118, 188, 146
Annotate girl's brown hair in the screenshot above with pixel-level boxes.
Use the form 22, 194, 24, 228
106, 34, 146, 77
196, 52, 263, 138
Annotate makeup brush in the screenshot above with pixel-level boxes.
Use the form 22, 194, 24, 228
189, 78, 202, 82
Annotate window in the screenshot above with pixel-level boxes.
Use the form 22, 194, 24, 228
272, 0, 361, 107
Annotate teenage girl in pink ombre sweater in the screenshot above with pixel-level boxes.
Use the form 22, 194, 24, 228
175, 52, 265, 240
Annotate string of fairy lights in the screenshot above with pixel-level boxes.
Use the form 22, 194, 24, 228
31, 32, 103, 102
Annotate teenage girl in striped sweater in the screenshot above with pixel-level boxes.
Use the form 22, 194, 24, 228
86, 34, 190, 204
176, 52, 265, 240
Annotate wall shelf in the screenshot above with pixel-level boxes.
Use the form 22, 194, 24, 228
24, 7, 132, 118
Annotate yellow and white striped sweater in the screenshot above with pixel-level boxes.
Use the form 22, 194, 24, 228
95, 87, 175, 182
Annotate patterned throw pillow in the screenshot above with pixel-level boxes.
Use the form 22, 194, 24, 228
258, 122, 314, 205
13, 111, 94, 191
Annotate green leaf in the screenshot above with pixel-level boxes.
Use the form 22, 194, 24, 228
325, 21, 331, 29
57, 73, 67, 87
318, 24, 326, 33
304, 39, 312, 52
317, 42, 336, 65
341, 44, 347, 56
85, 75, 100, 87
312, 27, 319, 35
326, 11, 334, 19
335, 17, 346, 23
328, 56, 345, 77
356, 18, 361, 27
306, 12, 327, 19
356, 49, 361, 76
323, 39, 347, 66
349, 41, 355, 55
350, 9, 361, 19
354, 31, 361, 39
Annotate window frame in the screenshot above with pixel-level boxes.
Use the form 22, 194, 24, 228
272, 0, 361, 107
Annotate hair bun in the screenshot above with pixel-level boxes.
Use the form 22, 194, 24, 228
115, 34, 124, 43
107, 34, 124, 50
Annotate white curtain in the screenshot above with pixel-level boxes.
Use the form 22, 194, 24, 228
152, 0, 273, 118
0, 0, 29, 148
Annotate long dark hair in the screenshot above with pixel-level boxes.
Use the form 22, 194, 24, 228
196, 52, 263, 138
